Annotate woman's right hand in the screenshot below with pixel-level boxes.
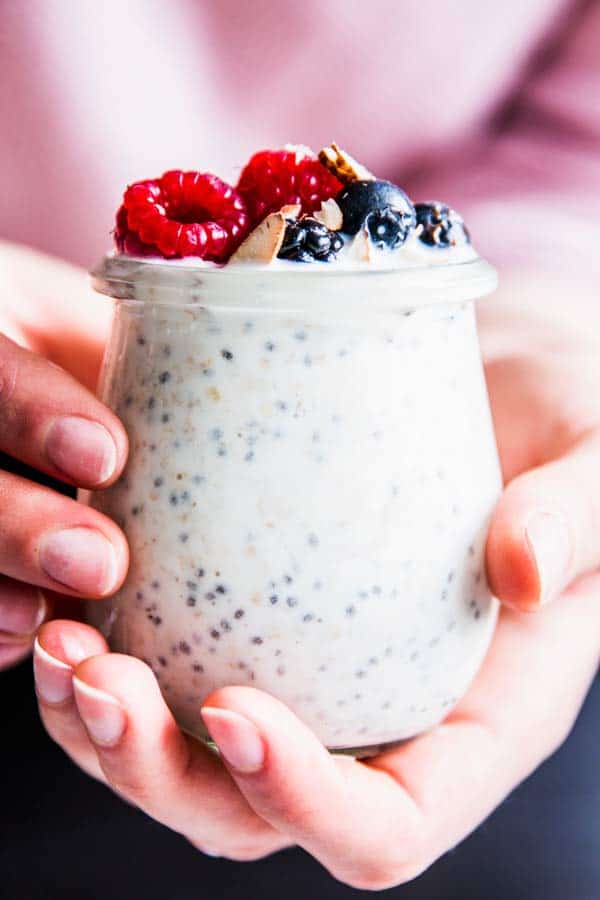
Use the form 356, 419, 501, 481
0, 241, 129, 669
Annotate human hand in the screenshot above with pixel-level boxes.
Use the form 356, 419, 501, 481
32, 268, 600, 887
0, 242, 129, 669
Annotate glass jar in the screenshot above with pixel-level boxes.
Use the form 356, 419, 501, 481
87, 254, 501, 757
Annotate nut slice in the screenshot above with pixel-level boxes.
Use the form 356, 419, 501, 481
280, 203, 302, 219
313, 198, 343, 231
349, 226, 373, 263
318, 142, 375, 184
229, 212, 287, 263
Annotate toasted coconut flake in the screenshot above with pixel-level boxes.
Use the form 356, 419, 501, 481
318, 142, 375, 184
349, 227, 373, 263
280, 204, 302, 219
229, 212, 287, 263
313, 198, 343, 231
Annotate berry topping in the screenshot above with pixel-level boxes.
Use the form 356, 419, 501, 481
415, 202, 470, 248
237, 149, 343, 227
115, 171, 249, 261
278, 218, 344, 263
365, 208, 408, 250
336, 180, 416, 241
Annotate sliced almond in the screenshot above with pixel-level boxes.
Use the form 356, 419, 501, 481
349, 226, 373, 263
280, 203, 302, 219
313, 198, 343, 231
229, 212, 287, 263
318, 142, 375, 184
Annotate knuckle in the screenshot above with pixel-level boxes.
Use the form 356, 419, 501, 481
280, 799, 323, 833
343, 839, 430, 892
191, 837, 281, 863
344, 859, 419, 892
221, 845, 274, 862
106, 772, 155, 811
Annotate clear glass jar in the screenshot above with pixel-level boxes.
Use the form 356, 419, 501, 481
87, 254, 501, 756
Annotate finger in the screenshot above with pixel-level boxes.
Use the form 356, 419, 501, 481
0, 470, 128, 597
0, 575, 48, 670
0, 574, 48, 644
70, 653, 289, 860
34, 620, 109, 781
201, 580, 600, 890
201, 686, 424, 888
0, 332, 127, 488
486, 427, 600, 610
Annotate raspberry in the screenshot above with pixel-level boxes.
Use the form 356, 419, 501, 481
236, 148, 343, 226
115, 171, 249, 261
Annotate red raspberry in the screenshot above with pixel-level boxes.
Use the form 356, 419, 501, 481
236, 148, 343, 226
115, 171, 249, 261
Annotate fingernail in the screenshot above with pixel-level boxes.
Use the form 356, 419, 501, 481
201, 707, 265, 774
73, 677, 127, 747
525, 512, 572, 605
0, 588, 46, 641
46, 416, 117, 485
34, 638, 74, 704
39, 527, 119, 595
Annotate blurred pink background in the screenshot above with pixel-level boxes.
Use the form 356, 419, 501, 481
1, 0, 599, 273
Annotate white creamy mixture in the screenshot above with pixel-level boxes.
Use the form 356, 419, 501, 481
89, 256, 501, 754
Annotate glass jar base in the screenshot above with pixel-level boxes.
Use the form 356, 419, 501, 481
329, 738, 408, 759
193, 732, 407, 761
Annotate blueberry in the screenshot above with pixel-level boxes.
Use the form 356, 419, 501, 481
330, 232, 344, 252
278, 218, 344, 263
292, 249, 318, 264
279, 221, 305, 254
365, 207, 407, 250
336, 180, 416, 237
415, 202, 470, 247
304, 222, 332, 256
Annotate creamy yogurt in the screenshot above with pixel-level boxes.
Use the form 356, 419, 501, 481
88, 254, 501, 755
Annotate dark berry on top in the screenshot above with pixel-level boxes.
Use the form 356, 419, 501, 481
336, 180, 416, 238
365, 208, 408, 250
278, 218, 344, 263
415, 202, 470, 248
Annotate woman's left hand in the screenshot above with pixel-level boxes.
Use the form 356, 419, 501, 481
34, 272, 600, 889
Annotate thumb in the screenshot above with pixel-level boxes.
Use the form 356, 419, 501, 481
486, 428, 600, 611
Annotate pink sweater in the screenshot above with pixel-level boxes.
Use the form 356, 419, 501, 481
1, 0, 599, 277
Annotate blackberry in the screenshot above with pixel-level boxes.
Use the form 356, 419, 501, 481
365, 207, 407, 250
415, 202, 470, 248
278, 218, 344, 263
336, 179, 416, 239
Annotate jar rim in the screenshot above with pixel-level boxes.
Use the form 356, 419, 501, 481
91, 252, 498, 311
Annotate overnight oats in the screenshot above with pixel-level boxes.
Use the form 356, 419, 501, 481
87, 144, 501, 756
